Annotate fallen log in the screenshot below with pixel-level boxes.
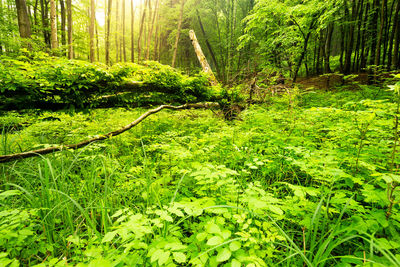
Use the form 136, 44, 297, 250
0, 103, 219, 163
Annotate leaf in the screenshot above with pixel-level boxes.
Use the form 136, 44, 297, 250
158, 251, 170, 266
207, 236, 223, 246
196, 232, 208, 242
173, 252, 187, 263
0, 190, 21, 199
231, 258, 241, 267
102, 231, 117, 243
229, 241, 241, 252
216, 248, 231, 262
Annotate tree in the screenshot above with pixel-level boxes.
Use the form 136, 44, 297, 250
89, 0, 96, 62
171, 0, 185, 68
15, 0, 31, 38
131, 0, 135, 62
67, 0, 73, 58
105, 0, 112, 64
49, 0, 58, 50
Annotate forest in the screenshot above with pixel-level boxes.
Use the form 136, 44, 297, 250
1, 0, 400, 266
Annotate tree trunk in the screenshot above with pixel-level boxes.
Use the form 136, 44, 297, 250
197, 9, 220, 79
115, 0, 119, 63
137, 0, 148, 63
171, 0, 185, 67
49, 0, 58, 50
324, 23, 334, 73
360, 2, 370, 69
40, 0, 50, 46
60, 0, 66, 50
105, 0, 112, 64
122, 0, 126, 61
146, 0, 159, 60
67, 0, 73, 58
15, 0, 32, 38
388, 0, 400, 69
131, 0, 135, 62
375, 0, 387, 66
89, 0, 96, 62
369, 0, 379, 65
189, 30, 218, 86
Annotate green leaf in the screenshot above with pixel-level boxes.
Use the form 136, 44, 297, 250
102, 231, 117, 243
229, 241, 241, 252
216, 248, 231, 262
158, 251, 170, 266
231, 258, 241, 267
207, 236, 223, 246
173, 252, 186, 263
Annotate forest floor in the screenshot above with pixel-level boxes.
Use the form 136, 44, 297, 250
1, 84, 400, 266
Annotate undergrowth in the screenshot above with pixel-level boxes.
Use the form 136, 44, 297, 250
0, 84, 400, 266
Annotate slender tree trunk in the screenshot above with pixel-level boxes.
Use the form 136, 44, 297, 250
89, 0, 96, 62
49, 0, 58, 50
122, 0, 126, 61
131, 0, 135, 62
105, 0, 112, 64
389, 0, 400, 69
153, 13, 160, 60
15, 0, 32, 38
324, 23, 334, 73
369, 0, 379, 65
40, 0, 50, 46
115, 0, 119, 63
67, 0, 73, 58
137, 0, 148, 63
360, 2, 369, 69
146, 0, 159, 60
96, 23, 100, 61
171, 0, 185, 67
60, 0, 66, 50
196, 9, 220, 78
344, 0, 357, 74
375, 0, 387, 66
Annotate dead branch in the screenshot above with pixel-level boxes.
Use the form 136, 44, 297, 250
0, 103, 219, 163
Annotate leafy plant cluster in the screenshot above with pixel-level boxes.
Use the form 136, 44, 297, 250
1, 85, 400, 266
0, 52, 214, 110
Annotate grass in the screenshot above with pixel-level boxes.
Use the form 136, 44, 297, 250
0, 86, 400, 266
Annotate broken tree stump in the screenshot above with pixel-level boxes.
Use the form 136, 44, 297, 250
189, 30, 219, 86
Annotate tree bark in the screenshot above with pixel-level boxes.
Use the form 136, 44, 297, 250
89, 0, 96, 62
67, 0, 73, 58
60, 0, 66, 50
388, 0, 400, 69
122, 0, 126, 61
40, 0, 50, 46
196, 9, 220, 79
115, 0, 119, 63
49, 0, 58, 50
15, 0, 32, 38
146, 0, 159, 60
105, 0, 112, 64
171, 0, 185, 68
375, 0, 387, 66
137, 0, 148, 63
189, 30, 218, 86
131, 0, 135, 62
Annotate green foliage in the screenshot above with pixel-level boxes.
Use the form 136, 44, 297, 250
0, 54, 215, 110
1, 85, 400, 266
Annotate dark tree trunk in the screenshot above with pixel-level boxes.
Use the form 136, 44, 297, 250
15, 0, 32, 38
369, 0, 379, 65
60, 0, 66, 50
105, 0, 112, 64
388, 0, 400, 69
67, 0, 73, 58
196, 9, 220, 78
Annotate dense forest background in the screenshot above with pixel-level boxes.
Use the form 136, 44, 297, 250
5, 0, 400, 84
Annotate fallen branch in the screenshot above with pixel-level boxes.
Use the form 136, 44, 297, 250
0, 103, 219, 163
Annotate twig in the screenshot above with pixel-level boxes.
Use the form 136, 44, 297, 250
0, 103, 219, 163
